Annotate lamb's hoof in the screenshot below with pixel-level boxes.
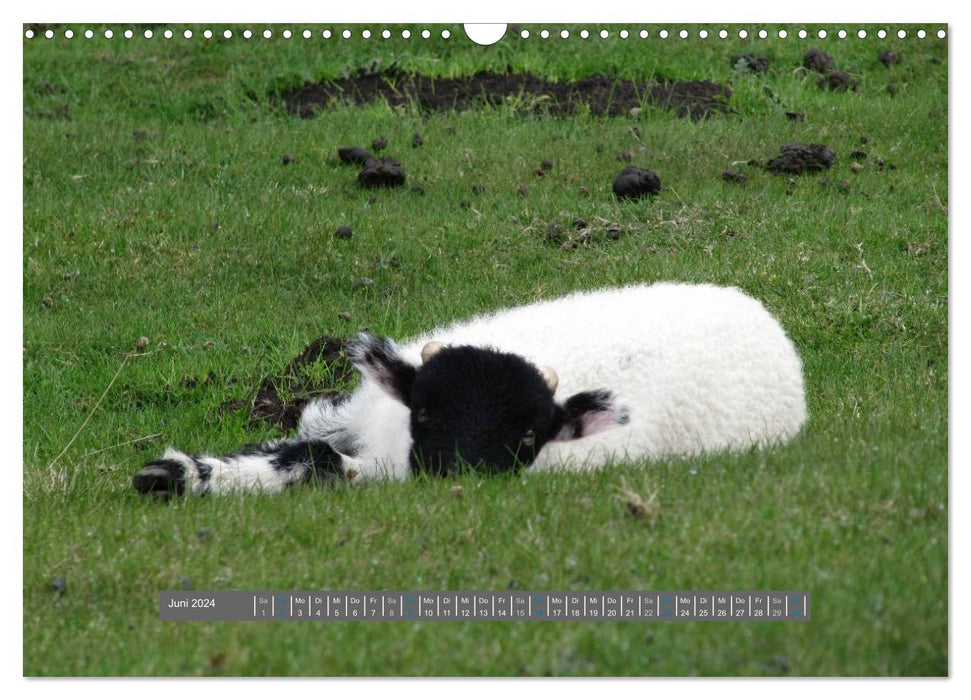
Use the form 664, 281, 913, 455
133, 459, 185, 498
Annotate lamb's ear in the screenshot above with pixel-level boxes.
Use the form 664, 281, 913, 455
346, 334, 417, 406
550, 390, 630, 442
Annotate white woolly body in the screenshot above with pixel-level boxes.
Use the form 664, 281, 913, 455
298, 282, 807, 481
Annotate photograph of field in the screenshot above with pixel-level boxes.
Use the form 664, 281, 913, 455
22, 23, 947, 675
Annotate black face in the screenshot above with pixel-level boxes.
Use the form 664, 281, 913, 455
408, 347, 558, 476
348, 335, 628, 478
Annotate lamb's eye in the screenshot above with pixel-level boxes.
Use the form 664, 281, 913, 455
522, 429, 536, 448
415, 408, 429, 424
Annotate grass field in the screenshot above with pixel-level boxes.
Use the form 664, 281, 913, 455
22, 24, 947, 676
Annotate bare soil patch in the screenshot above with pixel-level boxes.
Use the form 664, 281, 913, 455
221, 335, 353, 432
280, 71, 733, 120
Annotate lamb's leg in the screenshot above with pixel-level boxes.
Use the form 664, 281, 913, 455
132, 438, 362, 497
296, 393, 359, 455
134, 391, 368, 497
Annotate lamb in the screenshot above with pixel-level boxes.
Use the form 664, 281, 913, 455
132, 282, 807, 497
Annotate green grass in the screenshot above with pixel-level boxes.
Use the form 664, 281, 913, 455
23, 24, 947, 676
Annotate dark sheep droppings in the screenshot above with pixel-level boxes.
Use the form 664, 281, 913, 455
335, 226, 354, 239
732, 54, 770, 74
281, 153, 295, 165
766, 144, 836, 175
545, 223, 564, 243
613, 166, 662, 200
358, 159, 406, 188
362, 154, 399, 169
879, 51, 899, 67
803, 48, 836, 74
371, 137, 388, 152
722, 170, 748, 184
820, 71, 858, 92
338, 146, 374, 165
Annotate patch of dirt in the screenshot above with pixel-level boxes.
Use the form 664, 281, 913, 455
220, 335, 354, 433
279, 71, 733, 120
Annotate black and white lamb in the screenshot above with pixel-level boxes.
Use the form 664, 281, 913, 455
133, 282, 808, 496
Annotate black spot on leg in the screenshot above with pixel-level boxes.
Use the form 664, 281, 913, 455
133, 459, 186, 498
192, 457, 212, 484
239, 443, 268, 456
271, 440, 347, 486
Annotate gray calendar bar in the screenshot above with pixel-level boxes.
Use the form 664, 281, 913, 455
159, 590, 810, 621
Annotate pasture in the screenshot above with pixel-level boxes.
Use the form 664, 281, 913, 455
22, 24, 947, 675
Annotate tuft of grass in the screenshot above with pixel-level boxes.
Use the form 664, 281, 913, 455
23, 24, 946, 676
614, 475, 662, 527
